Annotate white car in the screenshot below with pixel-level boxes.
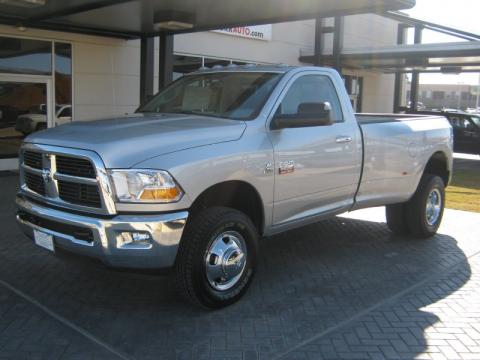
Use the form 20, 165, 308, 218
15, 104, 71, 135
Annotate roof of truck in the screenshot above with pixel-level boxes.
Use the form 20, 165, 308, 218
189, 64, 337, 75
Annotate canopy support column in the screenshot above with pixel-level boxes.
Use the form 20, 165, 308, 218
409, 25, 423, 112
140, 36, 154, 104
158, 33, 174, 91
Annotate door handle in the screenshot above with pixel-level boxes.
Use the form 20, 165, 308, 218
336, 136, 352, 143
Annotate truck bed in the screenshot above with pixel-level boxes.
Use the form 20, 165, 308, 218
351, 112, 451, 211
356, 113, 444, 125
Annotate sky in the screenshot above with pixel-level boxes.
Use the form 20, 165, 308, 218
403, 0, 480, 85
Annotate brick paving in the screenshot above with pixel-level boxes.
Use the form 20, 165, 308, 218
0, 170, 479, 360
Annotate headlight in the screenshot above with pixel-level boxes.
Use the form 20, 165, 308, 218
108, 169, 183, 203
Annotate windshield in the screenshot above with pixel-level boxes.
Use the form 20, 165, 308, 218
138, 71, 282, 120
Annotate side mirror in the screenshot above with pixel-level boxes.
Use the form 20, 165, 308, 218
271, 102, 334, 130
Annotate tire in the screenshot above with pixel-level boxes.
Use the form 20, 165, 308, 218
175, 207, 258, 309
385, 203, 409, 236
405, 175, 445, 238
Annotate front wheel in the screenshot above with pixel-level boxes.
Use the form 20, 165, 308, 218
175, 207, 258, 309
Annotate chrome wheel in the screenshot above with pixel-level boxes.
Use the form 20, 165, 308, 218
205, 231, 247, 291
425, 188, 442, 226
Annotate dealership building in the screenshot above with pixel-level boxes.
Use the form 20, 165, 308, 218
1, 0, 479, 170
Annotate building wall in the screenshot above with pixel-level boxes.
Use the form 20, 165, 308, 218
153, 20, 316, 92
342, 68, 396, 113
0, 13, 399, 121
0, 25, 141, 121
414, 83, 479, 110
321, 14, 398, 54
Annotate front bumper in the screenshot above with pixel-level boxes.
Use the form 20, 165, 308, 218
16, 195, 188, 269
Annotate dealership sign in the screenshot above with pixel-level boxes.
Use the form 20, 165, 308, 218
213, 25, 272, 41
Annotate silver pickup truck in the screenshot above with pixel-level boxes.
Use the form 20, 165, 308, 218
16, 66, 453, 308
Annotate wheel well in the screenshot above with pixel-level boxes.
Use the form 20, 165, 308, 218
190, 181, 264, 234
424, 152, 449, 185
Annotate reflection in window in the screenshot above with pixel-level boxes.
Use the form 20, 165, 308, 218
278, 75, 344, 122
54, 42, 72, 123
0, 37, 52, 75
203, 57, 230, 69
173, 55, 202, 80
139, 72, 281, 120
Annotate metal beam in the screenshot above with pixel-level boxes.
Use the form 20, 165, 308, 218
384, 11, 480, 42
140, 36, 154, 104
313, 18, 325, 66
28, 0, 135, 22
409, 25, 423, 112
158, 34, 174, 91
333, 16, 344, 73
394, 24, 408, 113
0, 15, 139, 39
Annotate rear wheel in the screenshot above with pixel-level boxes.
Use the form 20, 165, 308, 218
385, 203, 409, 236
405, 175, 445, 238
385, 174, 445, 239
175, 207, 258, 309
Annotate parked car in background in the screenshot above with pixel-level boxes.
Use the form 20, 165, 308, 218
466, 107, 480, 114
16, 66, 452, 308
407, 101, 427, 111
410, 110, 480, 155
15, 104, 72, 135
0, 105, 27, 129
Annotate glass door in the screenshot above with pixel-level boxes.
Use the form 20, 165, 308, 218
0, 75, 52, 169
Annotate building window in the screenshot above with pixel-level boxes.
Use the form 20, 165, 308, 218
54, 42, 72, 123
432, 91, 445, 100
343, 75, 363, 112
0, 36, 73, 160
0, 36, 52, 75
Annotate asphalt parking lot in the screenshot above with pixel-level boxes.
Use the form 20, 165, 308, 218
1, 166, 480, 360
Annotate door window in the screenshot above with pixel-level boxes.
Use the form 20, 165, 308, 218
0, 81, 48, 158
277, 75, 343, 122
57, 106, 71, 118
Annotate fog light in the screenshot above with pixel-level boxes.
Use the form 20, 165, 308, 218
117, 231, 153, 249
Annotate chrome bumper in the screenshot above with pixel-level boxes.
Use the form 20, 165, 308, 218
16, 195, 188, 269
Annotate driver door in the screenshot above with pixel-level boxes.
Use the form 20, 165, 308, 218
268, 73, 362, 225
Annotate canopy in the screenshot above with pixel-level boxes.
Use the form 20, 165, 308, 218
0, 0, 415, 39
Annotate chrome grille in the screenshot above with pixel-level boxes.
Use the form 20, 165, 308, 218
56, 155, 96, 178
20, 145, 116, 215
58, 180, 101, 208
23, 151, 43, 169
24, 172, 45, 196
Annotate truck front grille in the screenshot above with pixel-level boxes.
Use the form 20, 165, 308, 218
23, 151, 43, 169
20, 146, 113, 214
56, 155, 96, 178
24, 172, 45, 196
58, 180, 102, 208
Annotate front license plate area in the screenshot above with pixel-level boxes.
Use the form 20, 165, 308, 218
34, 230, 55, 252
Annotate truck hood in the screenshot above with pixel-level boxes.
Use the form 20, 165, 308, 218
25, 113, 246, 168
